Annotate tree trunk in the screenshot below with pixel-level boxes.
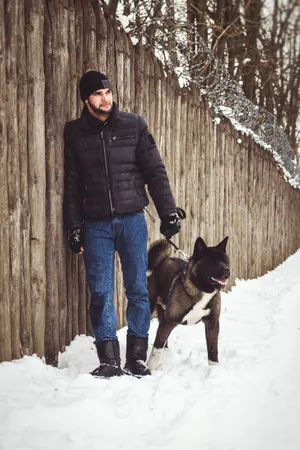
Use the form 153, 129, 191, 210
243, 0, 262, 102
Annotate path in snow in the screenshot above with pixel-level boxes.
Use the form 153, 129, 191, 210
0, 250, 299, 450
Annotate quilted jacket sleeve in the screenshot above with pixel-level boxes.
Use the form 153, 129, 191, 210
63, 123, 86, 230
136, 117, 177, 219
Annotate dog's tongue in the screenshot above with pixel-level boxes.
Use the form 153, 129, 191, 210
214, 277, 227, 286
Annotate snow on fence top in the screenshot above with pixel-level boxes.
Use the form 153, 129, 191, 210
202, 77, 300, 190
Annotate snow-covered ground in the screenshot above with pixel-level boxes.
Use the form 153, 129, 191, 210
1, 250, 300, 450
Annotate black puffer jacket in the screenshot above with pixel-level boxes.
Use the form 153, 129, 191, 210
63, 103, 177, 229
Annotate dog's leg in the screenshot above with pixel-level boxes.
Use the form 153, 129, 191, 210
149, 293, 159, 316
147, 273, 159, 315
148, 318, 177, 370
156, 301, 166, 324
153, 316, 176, 349
203, 318, 220, 365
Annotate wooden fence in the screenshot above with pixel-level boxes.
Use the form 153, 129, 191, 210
0, 0, 299, 363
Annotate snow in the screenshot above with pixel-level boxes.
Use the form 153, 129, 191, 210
1, 250, 300, 450
243, 58, 251, 65
117, 14, 130, 31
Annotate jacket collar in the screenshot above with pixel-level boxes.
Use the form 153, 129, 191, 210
80, 102, 120, 131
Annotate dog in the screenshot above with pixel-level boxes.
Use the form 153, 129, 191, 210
147, 236, 230, 370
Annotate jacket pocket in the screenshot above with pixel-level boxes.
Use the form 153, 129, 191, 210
112, 135, 134, 140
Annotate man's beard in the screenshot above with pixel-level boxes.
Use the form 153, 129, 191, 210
88, 99, 113, 116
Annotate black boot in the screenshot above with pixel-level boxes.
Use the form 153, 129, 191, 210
124, 335, 151, 377
91, 340, 123, 378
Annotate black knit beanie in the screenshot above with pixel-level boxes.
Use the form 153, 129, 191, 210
79, 71, 112, 102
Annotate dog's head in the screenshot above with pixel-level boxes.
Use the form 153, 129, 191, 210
190, 236, 230, 292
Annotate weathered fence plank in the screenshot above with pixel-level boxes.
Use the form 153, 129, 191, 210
178, 88, 188, 252
44, 0, 60, 365
197, 98, 206, 241
91, 0, 107, 74
6, 0, 22, 359
106, 15, 116, 93
18, 0, 32, 357
115, 26, 124, 109
74, 0, 84, 112
134, 42, 144, 116
0, 0, 11, 362
57, 0, 71, 355
82, 0, 96, 73
123, 33, 131, 112
25, 0, 46, 357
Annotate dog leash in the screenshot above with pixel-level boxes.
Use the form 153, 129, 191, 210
167, 239, 189, 261
167, 207, 189, 261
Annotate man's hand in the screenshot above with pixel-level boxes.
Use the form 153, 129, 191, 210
67, 228, 84, 254
160, 212, 181, 239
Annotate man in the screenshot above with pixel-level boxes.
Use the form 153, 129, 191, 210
64, 71, 182, 378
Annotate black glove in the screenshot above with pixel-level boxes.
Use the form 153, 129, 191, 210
160, 213, 180, 239
67, 228, 84, 254
160, 208, 186, 239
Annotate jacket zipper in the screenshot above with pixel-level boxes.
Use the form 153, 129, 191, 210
100, 130, 114, 216
130, 173, 142, 200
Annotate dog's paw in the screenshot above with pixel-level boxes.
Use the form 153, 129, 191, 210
148, 348, 164, 371
148, 347, 174, 371
208, 360, 219, 366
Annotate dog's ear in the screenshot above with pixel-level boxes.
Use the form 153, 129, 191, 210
215, 236, 228, 253
193, 237, 207, 259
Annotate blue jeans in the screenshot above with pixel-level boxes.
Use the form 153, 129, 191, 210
83, 213, 150, 344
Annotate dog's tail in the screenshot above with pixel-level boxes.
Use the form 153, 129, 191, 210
148, 239, 171, 270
